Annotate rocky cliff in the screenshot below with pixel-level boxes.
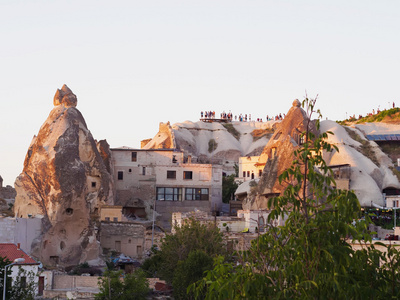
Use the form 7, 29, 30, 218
142, 120, 277, 174
14, 85, 114, 267
242, 99, 318, 210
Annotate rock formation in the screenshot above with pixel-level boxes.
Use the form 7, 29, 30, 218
242, 99, 317, 210
14, 84, 114, 267
141, 120, 276, 175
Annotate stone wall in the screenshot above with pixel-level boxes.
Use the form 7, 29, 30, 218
156, 200, 210, 229
100, 222, 145, 258
53, 274, 99, 290
0, 217, 42, 254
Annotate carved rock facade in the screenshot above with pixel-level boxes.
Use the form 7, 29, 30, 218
14, 85, 114, 267
243, 100, 317, 210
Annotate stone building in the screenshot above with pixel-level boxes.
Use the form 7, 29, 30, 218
100, 222, 145, 258
238, 156, 264, 182
111, 148, 223, 230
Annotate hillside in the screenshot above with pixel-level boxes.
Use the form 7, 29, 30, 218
142, 120, 278, 174
339, 107, 400, 125
143, 108, 400, 207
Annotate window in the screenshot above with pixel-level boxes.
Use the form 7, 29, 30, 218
91, 182, 96, 188
247, 171, 250, 177
113, 217, 118, 222
172, 155, 177, 163
131, 152, 137, 162
105, 217, 110, 221
157, 187, 182, 201
142, 167, 146, 175
185, 188, 209, 200
259, 170, 263, 177
258, 217, 265, 232
21, 276, 26, 288
117, 171, 123, 180
167, 170, 176, 179
251, 172, 254, 179
128, 168, 132, 173
243, 171, 246, 177
183, 171, 193, 180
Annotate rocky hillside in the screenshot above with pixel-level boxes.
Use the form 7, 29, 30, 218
143, 102, 400, 208
142, 120, 277, 174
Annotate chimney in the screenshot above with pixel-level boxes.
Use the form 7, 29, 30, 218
17, 243, 20, 250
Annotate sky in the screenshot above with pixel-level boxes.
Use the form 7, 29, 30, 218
1, 0, 399, 186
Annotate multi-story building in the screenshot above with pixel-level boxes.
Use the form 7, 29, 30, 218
238, 156, 265, 182
110, 148, 223, 229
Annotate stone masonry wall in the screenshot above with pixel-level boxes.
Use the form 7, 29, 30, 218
53, 275, 99, 289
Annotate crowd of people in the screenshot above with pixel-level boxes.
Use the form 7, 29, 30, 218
200, 111, 286, 123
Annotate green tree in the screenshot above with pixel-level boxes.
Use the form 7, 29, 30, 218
159, 218, 225, 283
96, 269, 150, 300
191, 97, 389, 299
0, 256, 12, 299
172, 250, 213, 300
8, 267, 37, 300
222, 174, 238, 203
142, 218, 226, 298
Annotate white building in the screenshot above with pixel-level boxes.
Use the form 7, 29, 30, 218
238, 156, 264, 182
111, 148, 223, 229
0, 243, 43, 296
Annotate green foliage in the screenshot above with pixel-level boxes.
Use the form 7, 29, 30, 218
0, 256, 12, 299
142, 218, 226, 298
233, 163, 239, 177
338, 107, 400, 125
191, 96, 400, 299
141, 246, 162, 278
158, 218, 225, 283
95, 269, 150, 300
222, 174, 238, 203
8, 267, 37, 300
208, 139, 218, 153
172, 250, 213, 300
223, 123, 241, 140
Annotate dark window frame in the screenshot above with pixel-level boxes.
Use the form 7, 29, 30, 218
185, 188, 209, 200
131, 152, 137, 162
183, 171, 193, 180
167, 170, 176, 179
117, 171, 124, 180
157, 187, 182, 201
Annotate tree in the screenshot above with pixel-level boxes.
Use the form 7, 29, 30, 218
8, 267, 36, 300
190, 97, 393, 299
0, 256, 12, 299
142, 218, 226, 298
222, 174, 238, 203
172, 250, 213, 300
96, 269, 150, 300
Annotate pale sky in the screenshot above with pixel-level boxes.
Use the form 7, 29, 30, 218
1, 0, 399, 186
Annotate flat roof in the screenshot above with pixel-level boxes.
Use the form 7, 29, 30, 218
366, 134, 400, 141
